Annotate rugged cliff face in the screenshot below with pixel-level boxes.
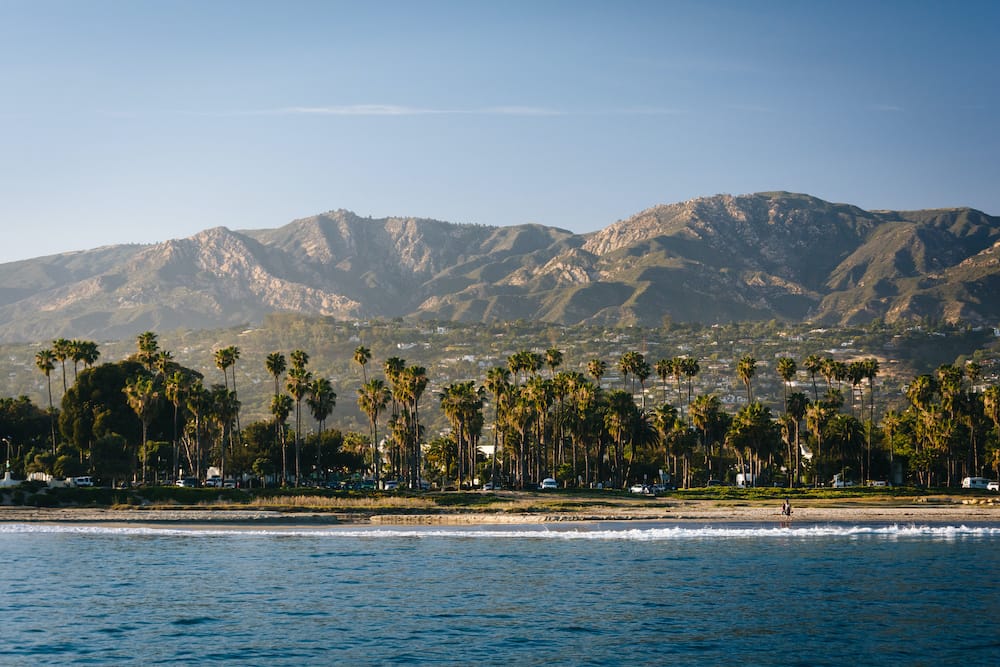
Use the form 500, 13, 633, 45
0, 193, 996, 343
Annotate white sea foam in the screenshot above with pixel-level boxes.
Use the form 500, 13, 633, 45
2, 522, 999, 540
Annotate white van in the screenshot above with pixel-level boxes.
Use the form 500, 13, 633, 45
961, 477, 990, 489
73, 476, 94, 487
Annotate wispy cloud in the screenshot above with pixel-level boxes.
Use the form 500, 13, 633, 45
240, 105, 679, 118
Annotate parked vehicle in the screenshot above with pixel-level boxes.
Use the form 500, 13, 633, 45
832, 473, 855, 488
205, 475, 222, 488
539, 478, 558, 490
629, 483, 651, 494
988, 481, 999, 492
176, 477, 199, 488
962, 476, 990, 489
73, 476, 93, 487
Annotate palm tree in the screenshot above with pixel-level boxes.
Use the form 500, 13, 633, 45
50, 338, 72, 395
214, 345, 242, 446
786, 391, 809, 486
265, 352, 287, 399
737, 355, 757, 403
655, 359, 672, 404
286, 364, 313, 486
74, 340, 101, 374
805, 401, 831, 485
185, 381, 211, 480
401, 365, 428, 487
689, 393, 723, 476
358, 378, 390, 483
290, 349, 309, 372
354, 345, 372, 384
307, 377, 336, 482
862, 357, 880, 424
440, 380, 485, 488
484, 367, 513, 486
681, 357, 700, 414
634, 357, 652, 410
776, 356, 797, 414
271, 393, 294, 486
124, 376, 160, 485
587, 359, 607, 389
35, 348, 57, 453
164, 371, 188, 481
544, 348, 563, 379
210, 385, 239, 485
604, 389, 637, 488
136, 331, 159, 371
803, 354, 823, 401
154, 350, 175, 378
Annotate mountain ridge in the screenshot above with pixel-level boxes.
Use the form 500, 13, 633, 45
1, 192, 997, 343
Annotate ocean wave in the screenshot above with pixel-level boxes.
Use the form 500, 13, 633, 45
2, 522, 999, 540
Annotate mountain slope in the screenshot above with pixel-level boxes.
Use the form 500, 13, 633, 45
0, 193, 997, 343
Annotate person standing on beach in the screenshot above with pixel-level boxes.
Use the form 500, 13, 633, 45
781, 498, 792, 517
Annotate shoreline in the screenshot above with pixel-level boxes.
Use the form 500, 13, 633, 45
1, 499, 998, 528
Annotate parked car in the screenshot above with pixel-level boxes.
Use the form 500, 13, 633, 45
629, 483, 651, 494
988, 481, 999, 492
962, 476, 990, 489
73, 476, 94, 487
176, 477, 199, 488
539, 478, 558, 490
205, 475, 222, 488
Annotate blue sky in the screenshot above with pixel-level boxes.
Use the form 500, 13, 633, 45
1, 0, 998, 263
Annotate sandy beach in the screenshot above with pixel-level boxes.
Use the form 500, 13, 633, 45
1, 497, 997, 528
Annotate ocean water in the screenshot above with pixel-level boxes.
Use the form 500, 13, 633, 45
1, 521, 999, 666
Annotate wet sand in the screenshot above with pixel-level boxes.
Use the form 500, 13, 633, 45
1, 497, 997, 528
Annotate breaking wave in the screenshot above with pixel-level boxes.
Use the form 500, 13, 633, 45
2, 522, 999, 541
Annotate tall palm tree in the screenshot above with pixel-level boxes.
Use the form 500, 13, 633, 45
484, 367, 513, 485
587, 359, 607, 389
185, 381, 211, 479
737, 355, 757, 403
776, 356, 797, 414
76, 339, 101, 372
805, 401, 831, 484
154, 350, 175, 378
803, 354, 823, 401
681, 357, 700, 414
604, 389, 637, 488
786, 391, 809, 486
544, 348, 563, 379
655, 359, 672, 404
35, 348, 57, 453
400, 365, 429, 487
124, 376, 160, 485
271, 393, 294, 486
210, 385, 239, 485
307, 377, 336, 481
286, 364, 313, 486
265, 352, 287, 399
634, 357, 652, 410
136, 331, 159, 372
52, 338, 72, 395
354, 346, 372, 384
862, 357, 880, 424
164, 371, 188, 481
358, 378, 390, 483
290, 349, 309, 372
214, 345, 242, 446
689, 393, 723, 475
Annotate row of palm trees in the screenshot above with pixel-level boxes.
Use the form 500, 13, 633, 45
31, 328, 1000, 489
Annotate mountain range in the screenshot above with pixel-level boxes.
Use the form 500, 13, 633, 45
1, 191, 998, 344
